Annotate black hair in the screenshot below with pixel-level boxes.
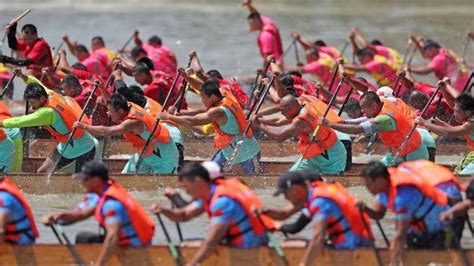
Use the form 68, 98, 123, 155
207, 69, 223, 80
24, 83, 47, 100
179, 162, 211, 183
370, 39, 383, 46
297, 170, 323, 182
131, 46, 147, 59
108, 94, 131, 112
72, 62, 88, 71
75, 44, 89, 54
91, 36, 105, 45
357, 48, 374, 58
21, 24, 37, 34
314, 40, 326, 46
148, 35, 162, 45
129, 85, 144, 96
62, 74, 81, 88
422, 40, 441, 51
345, 98, 361, 113
362, 161, 389, 181
247, 12, 261, 20
200, 78, 222, 98
456, 93, 474, 114
137, 57, 155, 71
287, 71, 302, 78
360, 91, 381, 104
280, 74, 294, 89
133, 62, 151, 75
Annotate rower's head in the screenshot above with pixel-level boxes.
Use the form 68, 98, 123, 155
137, 57, 155, 71
454, 94, 474, 123
73, 160, 109, 193
179, 163, 212, 201
247, 12, 263, 32
357, 48, 374, 64
297, 169, 323, 183
61, 74, 82, 98
91, 36, 106, 51
280, 74, 299, 97
133, 62, 153, 85
199, 78, 222, 109
408, 91, 428, 111
24, 83, 48, 110
305, 48, 319, 63
131, 46, 148, 62
74, 44, 91, 61
422, 40, 441, 59
279, 94, 301, 120
107, 94, 131, 123
274, 171, 308, 206
361, 161, 391, 195
345, 98, 362, 119
21, 24, 38, 46
360, 91, 383, 118
206, 69, 223, 80
370, 39, 383, 46
314, 40, 326, 47
148, 35, 162, 47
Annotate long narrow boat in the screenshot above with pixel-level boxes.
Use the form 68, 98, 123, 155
0, 244, 472, 265
27, 138, 468, 158
9, 173, 471, 195
18, 157, 458, 175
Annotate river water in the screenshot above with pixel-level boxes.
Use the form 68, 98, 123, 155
2, 0, 474, 248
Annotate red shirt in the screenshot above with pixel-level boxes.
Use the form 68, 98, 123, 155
219, 79, 248, 107
16, 38, 53, 72
144, 71, 187, 110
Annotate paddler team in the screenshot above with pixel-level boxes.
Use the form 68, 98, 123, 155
0, 0, 474, 265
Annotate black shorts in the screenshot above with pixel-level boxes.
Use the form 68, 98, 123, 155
50, 147, 96, 173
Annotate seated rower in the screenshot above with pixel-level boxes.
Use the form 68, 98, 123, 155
321, 91, 429, 166
272, 171, 372, 265
154, 162, 272, 264
0, 175, 39, 244
256, 94, 347, 173
43, 161, 155, 265
0, 100, 18, 173
0, 83, 98, 173
359, 161, 463, 265
74, 94, 178, 174
160, 78, 261, 174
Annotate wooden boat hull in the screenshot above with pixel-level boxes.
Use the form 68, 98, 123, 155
27, 138, 468, 158
8, 173, 470, 195
0, 244, 472, 266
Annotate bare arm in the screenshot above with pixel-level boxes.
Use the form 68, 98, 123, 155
242, 0, 259, 14
77, 119, 144, 137
264, 204, 299, 220
293, 33, 315, 51
391, 219, 409, 266
62, 35, 78, 58
410, 65, 432, 75
258, 117, 309, 142
300, 219, 326, 266
189, 222, 231, 265
159, 204, 204, 222
95, 222, 120, 266
362, 201, 387, 220
419, 119, 472, 137
325, 120, 366, 134
440, 80, 460, 109
0, 212, 10, 244
440, 199, 473, 222
161, 107, 226, 127
43, 206, 95, 225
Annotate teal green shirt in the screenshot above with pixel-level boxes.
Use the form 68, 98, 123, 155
219, 106, 260, 163
3, 107, 96, 159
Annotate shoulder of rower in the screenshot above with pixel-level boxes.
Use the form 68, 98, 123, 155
207, 106, 227, 124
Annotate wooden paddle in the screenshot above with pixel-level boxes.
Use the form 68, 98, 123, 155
255, 213, 288, 266
118, 33, 135, 54
51, 224, 85, 266
247, 58, 272, 110
295, 73, 346, 170
294, 40, 301, 65
390, 82, 443, 165
358, 207, 383, 266
340, 41, 350, 57
1, 9, 31, 55
223, 73, 276, 171
282, 38, 296, 59
46, 81, 100, 183
375, 220, 390, 248
337, 86, 353, 116
172, 56, 193, 114
0, 71, 16, 98
461, 31, 472, 63
134, 70, 181, 173
156, 214, 184, 266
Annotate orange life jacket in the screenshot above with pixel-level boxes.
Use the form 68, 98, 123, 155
297, 95, 340, 158
307, 181, 372, 242
0, 178, 39, 242
94, 180, 155, 246
143, 96, 178, 127
0, 100, 12, 121
203, 178, 275, 245
381, 98, 417, 121
378, 102, 421, 156
122, 102, 170, 156
43, 91, 91, 143
211, 91, 253, 149
393, 160, 461, 189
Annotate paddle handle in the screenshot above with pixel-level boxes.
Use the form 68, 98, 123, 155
339, 41, 350, 57
337, 86, 353, 116
358, 208, 383, 266
54, 224, 85, 266
243, 74, 276, 135
327, 63, 340, 93
247, 59, 272, 111
156, 214, 183, 266
0, 71, 17, 98
5, 9, 31, 29
119, 33, 135, 52
255, 214, 287, 265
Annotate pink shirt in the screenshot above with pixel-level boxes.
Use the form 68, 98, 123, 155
142, 44, 177, 77
319, 46, 340, 59
257, 16, 283, 62
303, 61, 351, 97
81, 55, 109, 80
428, 48, 468, 91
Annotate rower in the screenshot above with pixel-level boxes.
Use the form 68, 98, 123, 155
410, 37, 469, 92
291, 32, 344, 60
0, 99, 23, 172
244, 0, 284, 68
0, 83, 98, 173
163, 162, 273, 264
440, 179, 474, 222
43, 161, 155, 265
90, 36, 116, 65
160, 78, 261, 174
256, 94, 347, 173
351, 28, 403, 67
0, 176, 39, 244
133, 31, 177, 77
417, 93, 474, 174
1, 23, 54, 88
359, 160, 463, 265
321, 91, 429, 166
272, 171, 372, 265
74, 94, 179, 174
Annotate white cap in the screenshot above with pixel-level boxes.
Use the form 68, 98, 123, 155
376, 86, 394, 98
201, 161, 224, 180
